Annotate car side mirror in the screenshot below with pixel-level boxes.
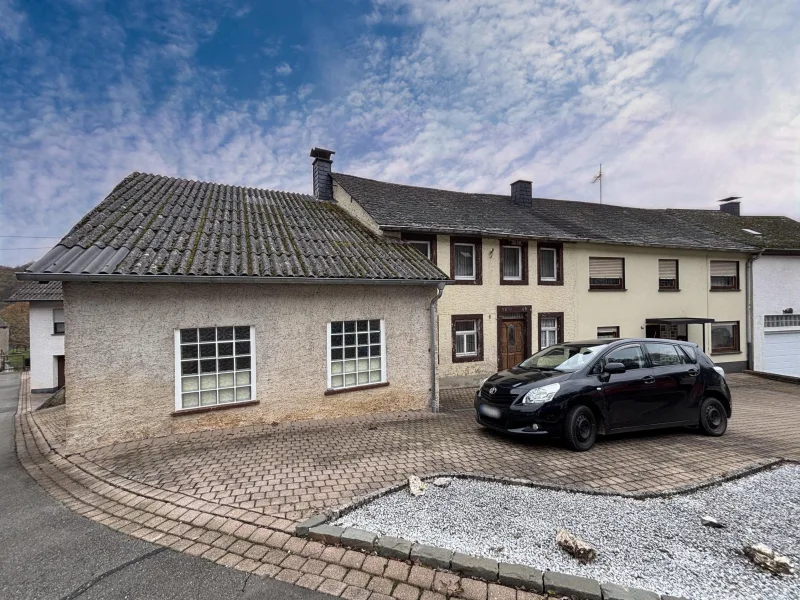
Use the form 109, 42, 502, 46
604, 362, 626, 375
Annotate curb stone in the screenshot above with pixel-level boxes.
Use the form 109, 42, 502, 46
410, 543, 453, 570
544, 570, 602, 600
601, 582, 661, 600
307, 524, 345, 545
450, 552, 499, 581
376, 535, 412, 560
340, 528, 377, 551
498, 562, 544, 592
296, 514, 327, 537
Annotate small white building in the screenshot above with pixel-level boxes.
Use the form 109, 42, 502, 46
7, 281, 65, 391
670, 202, 800, 379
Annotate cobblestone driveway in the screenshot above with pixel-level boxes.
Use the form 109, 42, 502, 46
76, 374, 799, 524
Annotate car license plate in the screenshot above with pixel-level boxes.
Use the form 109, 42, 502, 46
479, 404, 501, 419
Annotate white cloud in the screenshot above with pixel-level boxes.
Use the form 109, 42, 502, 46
0, 0, 26, 42
275, 62, 292, 76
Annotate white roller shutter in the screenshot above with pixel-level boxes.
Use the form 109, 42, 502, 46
763, 331, 800, 377
589, 257, 624, 278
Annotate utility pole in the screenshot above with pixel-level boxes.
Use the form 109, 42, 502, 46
591, 164, 603, 204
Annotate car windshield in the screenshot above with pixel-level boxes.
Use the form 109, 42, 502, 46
519, 344, 608, 372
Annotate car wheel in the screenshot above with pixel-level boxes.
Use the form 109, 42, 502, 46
564, 405, 597, 451
699, 397, 727, 436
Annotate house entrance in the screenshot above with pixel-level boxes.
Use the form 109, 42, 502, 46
497, 306, 532, 370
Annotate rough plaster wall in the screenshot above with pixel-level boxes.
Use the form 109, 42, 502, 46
29, 301, 64, 390
752, 256, 800, 372
436, 236, 577, 378
63, 282, 435, 452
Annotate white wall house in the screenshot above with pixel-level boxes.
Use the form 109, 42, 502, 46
753, 255, 800, 377
7, 281, 65, 392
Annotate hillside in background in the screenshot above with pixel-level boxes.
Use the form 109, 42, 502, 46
0, 263, 31, 306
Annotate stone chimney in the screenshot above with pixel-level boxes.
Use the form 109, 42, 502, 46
510, 180, 532, 208
718, 197, 741, 216
310, 147, 335, 201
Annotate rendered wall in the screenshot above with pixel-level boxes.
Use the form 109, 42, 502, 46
29, 301, 65, 391
752, 255, 800, 373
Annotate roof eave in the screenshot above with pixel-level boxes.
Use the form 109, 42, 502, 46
17, 272, 453, 286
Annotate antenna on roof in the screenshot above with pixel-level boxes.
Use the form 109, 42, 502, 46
591, 164, 603, 204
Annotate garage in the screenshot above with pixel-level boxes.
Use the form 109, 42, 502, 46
763, 330, 800, 377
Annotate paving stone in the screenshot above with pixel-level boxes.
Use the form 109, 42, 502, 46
362, 555, 389, 576
341, 586, 371, 600
543, 571, 602, 600
321, 546, 347, 563
340, 549, 367, 569
459, 578, 488, 600
384, 560, 411, 582
487, 584, 516, 600
450, 553, 498, 581
308, 524, 345, 545
343, 569, 371, 588
601, 583, 661, 600
420, 591, 447, 600
408, 565, 436, 589
296, 573, 325, 590
283, 536, 308, 555
317, 578, 348, 596
392, 582, 421, 600
516, 592, 546, 600
371, 594, 395, 600
341, 527, 378, 551
367, 576, 395, 595
254, 563, 281, 578
296, 513, 328, 537
498, 563, 544, 592
275, 568, 302, 584
280, 554, 307, 571
377, 536, 413, 560
301, 540, 327, 559
410, 543, 452, 570
321, 563, 348, 581
263, 548, 289, 565
432, 572, 462, 596
300, 558, 327, 575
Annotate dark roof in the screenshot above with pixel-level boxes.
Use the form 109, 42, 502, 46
22, 173, 448, 283
6, 280, 63, 302
332, 173, 758, 252
666, 209, 800, 252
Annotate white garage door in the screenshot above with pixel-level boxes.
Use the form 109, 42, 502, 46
763, 331, 800, 377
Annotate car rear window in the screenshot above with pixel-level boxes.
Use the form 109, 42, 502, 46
678, 345, 697, 363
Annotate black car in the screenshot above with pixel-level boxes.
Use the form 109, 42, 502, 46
475, 338, 732, 451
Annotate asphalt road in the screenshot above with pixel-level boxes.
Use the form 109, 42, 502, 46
0, 372, 328, 600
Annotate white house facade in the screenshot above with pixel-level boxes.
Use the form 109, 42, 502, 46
752, 255, 800, 377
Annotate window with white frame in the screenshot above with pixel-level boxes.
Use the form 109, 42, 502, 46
328, 320, 385, 390
454, 319, 478, 357
407, 240, 431, 259
453, 243, 476, 280
53, 308, 65, 335
176, 326, 254, 410
765, 314, 800, 328
540, 317, 558, 348
539, 248, 557, 281
501, 245, 522, 281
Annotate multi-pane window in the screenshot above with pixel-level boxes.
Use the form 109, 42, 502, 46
176, 326, 254, 410
407, 240, 431, 259
53, 309, 65, 335
539, 248, 557, 281
710, 261, 739, 290
597, 326, 619, 339
502, 246, 522, 281
454, 320, 478, 357
589, 257, 625, 290
328, 320, 385, 390
540, 318, 558, 349
453, 243, 476, 280
711, 322, 739, 353
765, 314, 800, 328
658, 259, 678, 290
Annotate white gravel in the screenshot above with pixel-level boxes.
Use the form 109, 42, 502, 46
334, 465, 800, 600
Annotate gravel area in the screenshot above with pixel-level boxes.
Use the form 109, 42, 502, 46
334, 465, 800, 600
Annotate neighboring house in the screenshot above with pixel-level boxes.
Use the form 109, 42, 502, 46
669, 200, 800, 378
0, 316, 8, 369
6, 281, 64, 391
328, 156, 757, 384
19, 155, 448, 452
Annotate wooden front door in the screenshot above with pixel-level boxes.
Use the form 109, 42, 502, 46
56, 356, 65, 389
499, 319, 526, 370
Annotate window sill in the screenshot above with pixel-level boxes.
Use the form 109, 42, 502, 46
452, 279, 480, 285
538, 280, 563, 286
172, 400, 259, 416
710, 288, 741, 292
588, 288, 627, 292
658, 288, 681, 292
452, 355, 483, 363
52, 333, 65, 336
710, 350, 741, 356
500, 279, 528, 286
324, 381, 389, 396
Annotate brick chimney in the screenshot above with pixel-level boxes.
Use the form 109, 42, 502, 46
510, 180, 532, 208
310, 147, 335, 201
718, 196, 741, 216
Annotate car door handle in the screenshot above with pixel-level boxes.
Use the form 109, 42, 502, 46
642, 376, 655, 384
687, 369, 699, 376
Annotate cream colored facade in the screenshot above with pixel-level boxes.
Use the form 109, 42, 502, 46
63, 281, 438, 452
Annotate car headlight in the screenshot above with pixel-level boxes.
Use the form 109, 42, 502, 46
521, 383, 560, 405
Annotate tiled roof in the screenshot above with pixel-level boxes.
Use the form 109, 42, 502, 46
666, 209, 800, 252
6, 280, 63, 302
22, 173, 448, 283
332, 173, 759, 252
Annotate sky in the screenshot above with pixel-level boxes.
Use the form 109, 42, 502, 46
1, 0, 799, 265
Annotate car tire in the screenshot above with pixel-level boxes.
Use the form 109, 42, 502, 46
564, 405, 597, 451
699, 397, 727, 436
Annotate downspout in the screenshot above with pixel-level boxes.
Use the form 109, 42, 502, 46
746, 250, 764, 370
429, 282, 446, 413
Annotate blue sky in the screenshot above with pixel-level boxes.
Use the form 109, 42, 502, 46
2, 0, 799, 265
